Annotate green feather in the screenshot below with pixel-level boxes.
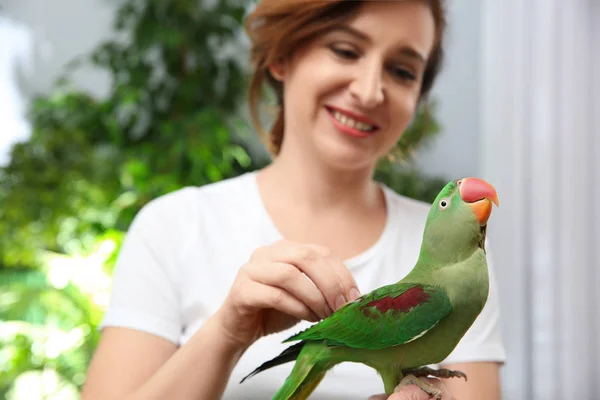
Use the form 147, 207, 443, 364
285, 283, 452, 349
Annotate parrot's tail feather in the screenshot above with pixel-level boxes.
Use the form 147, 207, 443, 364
240, 342, 305, 383
273, 342, 332, 400
282, 370, 326, 400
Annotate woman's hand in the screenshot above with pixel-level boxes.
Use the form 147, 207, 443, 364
214, 240, 360, 349
368, 380, 455, 400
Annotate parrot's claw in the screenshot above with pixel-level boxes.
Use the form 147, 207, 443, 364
403, 366, 468, 382
394, 374, 444, 399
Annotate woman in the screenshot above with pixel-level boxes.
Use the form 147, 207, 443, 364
83, 1, 506, 399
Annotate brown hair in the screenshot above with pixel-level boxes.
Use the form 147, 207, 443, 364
245, 0, 447, 155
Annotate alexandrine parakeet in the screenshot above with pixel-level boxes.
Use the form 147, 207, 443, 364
241, 177, 499, 399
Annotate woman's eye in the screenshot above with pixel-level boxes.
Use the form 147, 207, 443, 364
330, 46, 359, 60
390, 67, 416, 82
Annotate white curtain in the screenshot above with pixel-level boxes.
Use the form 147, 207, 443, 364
480, 0, 599, 399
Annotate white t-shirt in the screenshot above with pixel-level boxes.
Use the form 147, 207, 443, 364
100, 171, 506, 399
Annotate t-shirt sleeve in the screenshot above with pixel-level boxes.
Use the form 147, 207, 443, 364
440, 243, 507, 365
98, 198, 182, 345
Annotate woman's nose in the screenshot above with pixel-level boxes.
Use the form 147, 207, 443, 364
348, 63, 385, 109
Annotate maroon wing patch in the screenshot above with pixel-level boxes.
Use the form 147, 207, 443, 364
365, 286, 430, 314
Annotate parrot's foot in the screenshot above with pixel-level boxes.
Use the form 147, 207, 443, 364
403, 366, 468, 382
394, 374, 444, 399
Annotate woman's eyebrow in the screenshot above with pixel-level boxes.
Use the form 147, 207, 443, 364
396, 47, 426, 65
328, 24, 426, 65
329, 24, 371, 42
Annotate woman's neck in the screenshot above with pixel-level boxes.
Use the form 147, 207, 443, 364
255, 143, 388, 260
257, 150, 381, 215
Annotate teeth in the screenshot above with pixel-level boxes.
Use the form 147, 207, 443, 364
333, 111, 375, 132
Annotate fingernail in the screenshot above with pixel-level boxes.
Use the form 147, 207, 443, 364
325, 304, 333, 316
349, 287, 360, 301
335, 295, 346, 310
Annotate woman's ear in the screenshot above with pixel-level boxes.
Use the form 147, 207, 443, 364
268, 61, 287, 81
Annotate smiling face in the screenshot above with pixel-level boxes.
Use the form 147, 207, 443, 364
273, 0, 437, 172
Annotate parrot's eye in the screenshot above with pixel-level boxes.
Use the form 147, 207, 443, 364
439, 198, 450, 210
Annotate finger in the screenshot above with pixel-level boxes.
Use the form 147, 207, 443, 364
367, 394, 387, 400
308, 244, 361, 304
246, 261, 332, 319
240, 280, 319, 322
268, 241, 348, 313
392, 379, 453, 400
421, 378, 453, 400
389, 385, 429, 400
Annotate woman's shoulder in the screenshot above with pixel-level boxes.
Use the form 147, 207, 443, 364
144, 172, 256, 211
131, 172, 258, 230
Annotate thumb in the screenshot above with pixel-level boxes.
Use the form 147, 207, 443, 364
389, 385, 430, 400
367, 395, 387, 400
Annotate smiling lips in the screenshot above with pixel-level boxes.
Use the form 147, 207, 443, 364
326, 106, 380, 138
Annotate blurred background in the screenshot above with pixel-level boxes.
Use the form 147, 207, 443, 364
0, 0, 597, 399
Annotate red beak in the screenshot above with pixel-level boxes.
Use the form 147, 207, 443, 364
458, 178, 499, 225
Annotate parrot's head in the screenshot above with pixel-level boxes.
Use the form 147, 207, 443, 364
420, 177, 499, 264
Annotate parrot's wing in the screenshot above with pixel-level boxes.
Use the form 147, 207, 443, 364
284, 283, 452, 349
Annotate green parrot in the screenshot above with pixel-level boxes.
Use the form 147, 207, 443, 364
240, 177, 499, 399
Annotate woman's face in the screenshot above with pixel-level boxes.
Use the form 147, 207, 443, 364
274, 0, 436, 172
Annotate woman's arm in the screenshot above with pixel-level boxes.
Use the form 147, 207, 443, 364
83, 240, 359, 400
441, 362, 502, 400
82, 315, 245, 400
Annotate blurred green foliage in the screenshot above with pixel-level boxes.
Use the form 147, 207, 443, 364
1, 267, 103, 398
0, 0, 260, 271
0, 0, 445, 397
